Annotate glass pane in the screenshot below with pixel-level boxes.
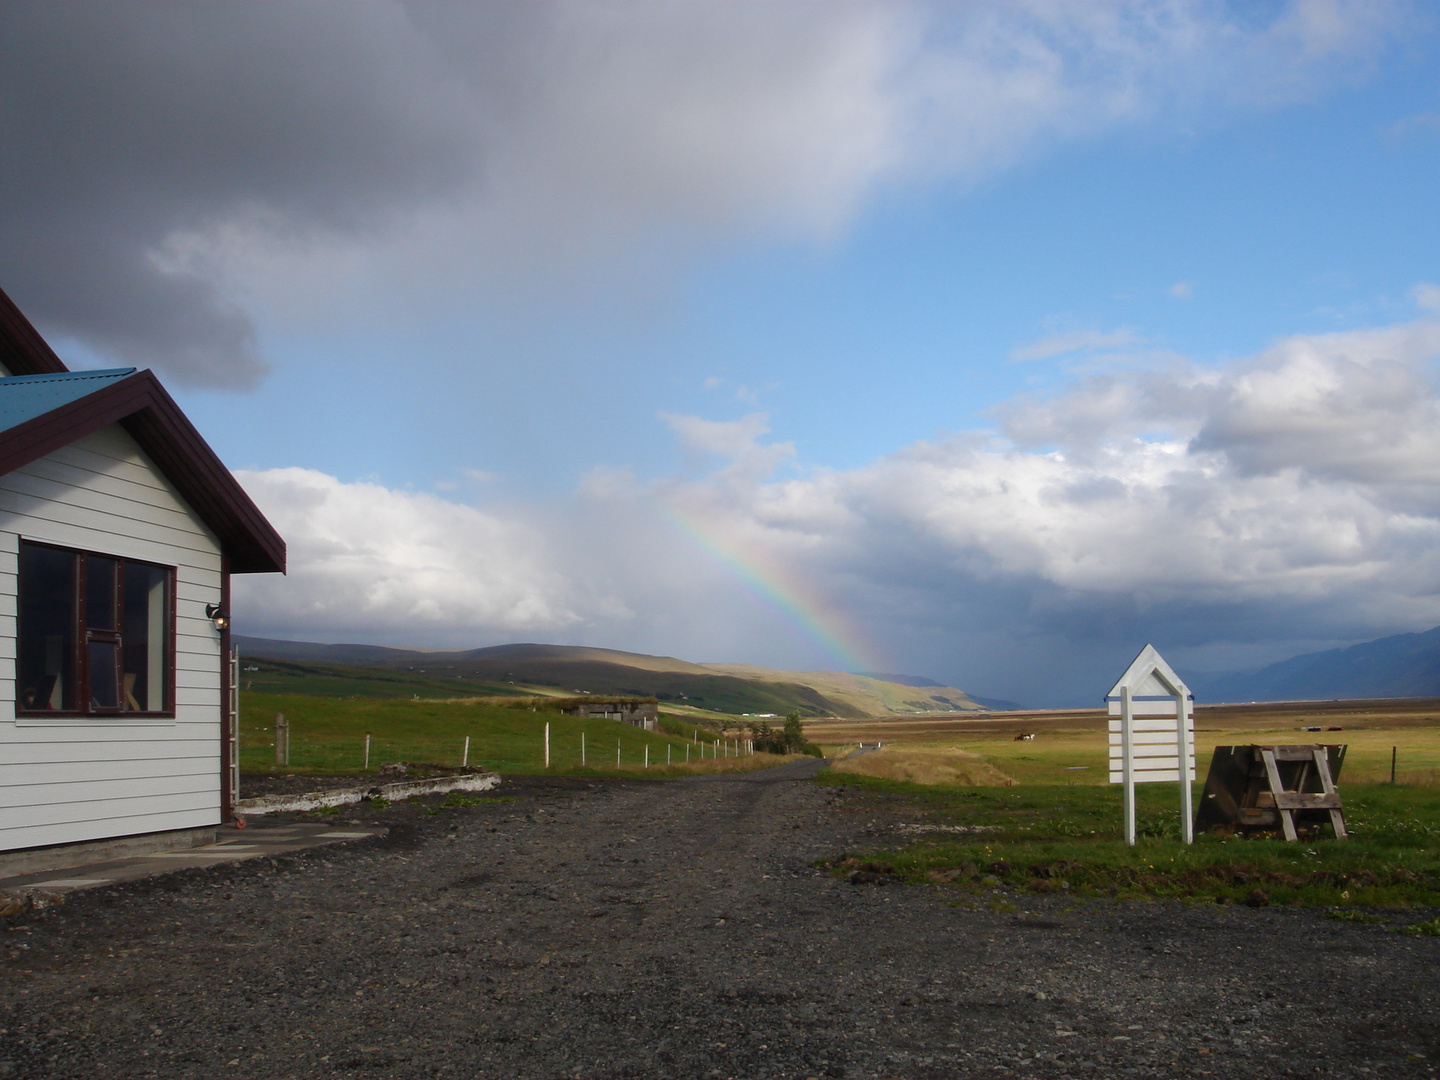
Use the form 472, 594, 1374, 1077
122, 562, 168, 711
88, 640, 120, 709
18, 544, 76, 711
86, 556, 117, 631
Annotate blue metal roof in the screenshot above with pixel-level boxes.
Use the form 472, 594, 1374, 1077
0, 368, 136, 434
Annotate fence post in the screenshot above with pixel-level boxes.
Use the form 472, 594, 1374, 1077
364, 733, 371, 770
463, 735, 470, 767
645, 745, 649, 769
545, 722, 550, 769
582, 732, 586, 766
617, 739, 621, 767
274, 714, 287, 767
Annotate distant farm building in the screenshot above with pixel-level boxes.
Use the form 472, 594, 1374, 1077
556, 697, 658, 731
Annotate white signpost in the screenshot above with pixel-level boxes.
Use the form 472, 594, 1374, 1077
1105, 644, 1195, 846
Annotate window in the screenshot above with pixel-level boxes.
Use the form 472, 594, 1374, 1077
17, 541, 174, 716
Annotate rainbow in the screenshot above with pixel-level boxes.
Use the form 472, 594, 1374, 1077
662, 502, 882, 674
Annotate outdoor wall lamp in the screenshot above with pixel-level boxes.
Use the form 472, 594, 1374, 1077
205, 603, 230, 632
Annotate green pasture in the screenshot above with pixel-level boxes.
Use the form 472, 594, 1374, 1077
238, 692, 744, 776
820, 720, 1440, 787
237, 657, 520, 700
817, 771, 1440, 908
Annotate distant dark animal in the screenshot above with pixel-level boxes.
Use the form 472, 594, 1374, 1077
1013, 733, 1037, 742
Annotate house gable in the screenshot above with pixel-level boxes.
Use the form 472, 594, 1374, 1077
0, 370, 283, 574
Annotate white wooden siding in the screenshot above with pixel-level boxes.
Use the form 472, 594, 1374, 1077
0, 424, 225, 852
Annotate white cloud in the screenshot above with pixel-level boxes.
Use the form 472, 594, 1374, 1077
1413, 282, 1440, 313
1190, 320, 1440, 485
231, 468, 584, 643
1010, 327, 1140, 361
661, 412, 773, 458
659, 411, 795, 480
1169, 281, 1194, 299
231, 304, 1440, 702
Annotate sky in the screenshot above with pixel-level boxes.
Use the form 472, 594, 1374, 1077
3, 0, 1440, 706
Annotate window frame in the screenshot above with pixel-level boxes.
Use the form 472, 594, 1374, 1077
16, 539, 177, 719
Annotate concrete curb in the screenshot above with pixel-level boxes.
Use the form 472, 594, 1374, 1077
0, 826, 218, 879
234, 772, 502, 815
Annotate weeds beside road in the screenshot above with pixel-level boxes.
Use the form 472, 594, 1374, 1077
2, 762, 1437, 1079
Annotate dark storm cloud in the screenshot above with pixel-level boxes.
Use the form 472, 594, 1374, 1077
0, 2, 476, 386
0, 1, 1401, 388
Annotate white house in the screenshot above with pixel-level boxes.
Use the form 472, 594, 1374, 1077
0, 287, 284, 856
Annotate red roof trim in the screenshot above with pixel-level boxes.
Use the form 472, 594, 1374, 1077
0, 371, 285, 574
0, 286, 69, 376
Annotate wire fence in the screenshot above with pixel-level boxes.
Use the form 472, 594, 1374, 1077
239, 721, 756, 775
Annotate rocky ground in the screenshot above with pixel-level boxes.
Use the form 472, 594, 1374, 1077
1, 759, 1437, 1079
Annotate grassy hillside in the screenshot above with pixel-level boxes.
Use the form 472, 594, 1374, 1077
236, 636, 986, 717
237, 657, 519, 699
703, 664, 982, 715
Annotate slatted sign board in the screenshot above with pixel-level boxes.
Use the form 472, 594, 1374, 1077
1106, 682, 1195, 784
1105, 644, 1196, 844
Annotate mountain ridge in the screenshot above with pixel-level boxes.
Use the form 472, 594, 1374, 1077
234, 636, 989, 717
1191, 625, 1440, 703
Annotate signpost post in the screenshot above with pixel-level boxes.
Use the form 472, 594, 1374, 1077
1106, 644, 1195, 845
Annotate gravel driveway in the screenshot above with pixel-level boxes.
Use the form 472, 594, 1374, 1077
2, 759, 1437, 1079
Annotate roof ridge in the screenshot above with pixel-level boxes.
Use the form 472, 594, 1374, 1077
0, 367, 136, 386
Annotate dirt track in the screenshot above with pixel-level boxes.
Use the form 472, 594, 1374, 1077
2, 760, 1437, 1079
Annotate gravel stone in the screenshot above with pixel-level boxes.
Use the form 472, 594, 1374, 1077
1, 758, 1437, 1078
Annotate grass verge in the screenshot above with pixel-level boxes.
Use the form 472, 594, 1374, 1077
816, 770, 1440, 908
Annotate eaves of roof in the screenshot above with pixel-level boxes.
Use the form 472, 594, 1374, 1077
0, 369, 285, 575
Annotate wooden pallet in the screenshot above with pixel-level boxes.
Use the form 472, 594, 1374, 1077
1195, 744, 1347, 840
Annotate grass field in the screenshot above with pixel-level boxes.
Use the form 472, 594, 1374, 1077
812, 699, 1440, 909
808, 698, 1440, 786
238, 691, 777, 777
818, 773, 1440, 909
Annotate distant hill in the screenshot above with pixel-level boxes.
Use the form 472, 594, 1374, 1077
854, 672, 942, 688
234, 637, 987, 718
852, 672, 1022, 710
963, 693, 1025, 712
1193, 626, 1440, 703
